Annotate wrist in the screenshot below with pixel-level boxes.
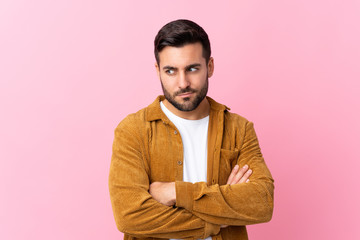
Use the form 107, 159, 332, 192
169, 182, 176, 205
175, 181, 194, 211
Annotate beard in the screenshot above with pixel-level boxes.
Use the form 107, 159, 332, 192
161, 78, 208, 112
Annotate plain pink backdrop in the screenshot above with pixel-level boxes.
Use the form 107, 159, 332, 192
1, 0, 359, 239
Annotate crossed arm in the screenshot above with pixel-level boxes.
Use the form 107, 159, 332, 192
149, 164, 253, 229
109, 119, 274, 238
149, 164, 253, 207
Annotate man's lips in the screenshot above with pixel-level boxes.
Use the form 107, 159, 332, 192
177, 92, 193, 97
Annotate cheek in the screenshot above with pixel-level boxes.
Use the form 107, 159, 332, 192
191, 72, 207, 86
160, 77, 175, 91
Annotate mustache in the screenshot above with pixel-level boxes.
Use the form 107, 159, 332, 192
174, 88, 197, 96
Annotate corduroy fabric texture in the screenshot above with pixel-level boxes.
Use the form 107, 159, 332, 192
109, 96, 274, 240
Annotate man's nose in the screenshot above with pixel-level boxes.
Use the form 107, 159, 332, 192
178, 71, 190, 89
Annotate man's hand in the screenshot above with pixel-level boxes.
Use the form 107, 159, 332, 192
149, 182, 176, 207
226, 164, 252, 185
221, 164, 252, 228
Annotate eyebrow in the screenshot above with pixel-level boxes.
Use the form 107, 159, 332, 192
162, 63, 202, 71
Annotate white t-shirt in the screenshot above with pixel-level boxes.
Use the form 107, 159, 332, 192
160, 102, 212, 240
160, 101, 209, 183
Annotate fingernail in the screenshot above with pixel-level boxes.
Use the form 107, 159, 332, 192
243, 164, 248, 169
246, 179, 250, 183
234, 165, 239, 170
248, 169, 252, 173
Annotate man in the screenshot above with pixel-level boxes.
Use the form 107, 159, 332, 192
109, 19, 274, 240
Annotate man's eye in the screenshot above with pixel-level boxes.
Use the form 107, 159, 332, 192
188, 67, 198, 72
166, 69, 175, 75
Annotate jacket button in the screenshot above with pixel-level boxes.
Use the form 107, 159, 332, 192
177, 161, 182, 165
174, 130, 178, 134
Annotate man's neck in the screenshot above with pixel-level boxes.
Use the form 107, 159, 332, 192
162, 98, 210, 120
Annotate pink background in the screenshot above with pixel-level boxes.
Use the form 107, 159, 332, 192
1, 0, 359, 239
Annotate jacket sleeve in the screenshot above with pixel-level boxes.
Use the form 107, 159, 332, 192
175, 121, 274, 226
108, 117, 220, 239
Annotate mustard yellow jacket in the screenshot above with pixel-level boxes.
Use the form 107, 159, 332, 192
109, 96, 274, 240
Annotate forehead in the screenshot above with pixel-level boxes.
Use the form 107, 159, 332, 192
158, 42, 205, 68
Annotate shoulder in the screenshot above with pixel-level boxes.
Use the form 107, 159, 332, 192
117, 95, 164, 129
115, 107, 148, 134
224, 110, 249, 125
114, 96, 165, 139
223, 110, 253, 136
207, 96, 252, 130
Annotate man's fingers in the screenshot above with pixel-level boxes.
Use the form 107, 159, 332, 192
230, 165, 250, 185
227, 164, 252, 185
239, 168, 252, 183
226, 164, 239, 184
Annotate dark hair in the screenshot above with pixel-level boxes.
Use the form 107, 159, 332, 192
154, 19, 211, 65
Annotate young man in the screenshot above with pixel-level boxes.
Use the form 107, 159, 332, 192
109, 19, 274, 240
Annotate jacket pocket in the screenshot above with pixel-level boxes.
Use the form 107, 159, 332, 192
219, 149, 240, 185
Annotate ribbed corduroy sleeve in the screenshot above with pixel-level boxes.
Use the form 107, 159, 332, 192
109, 115, 220, 239
175, 122, 274, 226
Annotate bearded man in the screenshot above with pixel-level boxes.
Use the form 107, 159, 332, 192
109, 19, 274, 240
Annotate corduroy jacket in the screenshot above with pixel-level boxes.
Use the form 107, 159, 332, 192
109, 96, 274, 240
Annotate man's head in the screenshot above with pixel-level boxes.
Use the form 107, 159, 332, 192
154, 19, 211, 66
154, 19, 214, 114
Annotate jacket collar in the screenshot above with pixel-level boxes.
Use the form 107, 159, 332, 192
145, 95, 230, 122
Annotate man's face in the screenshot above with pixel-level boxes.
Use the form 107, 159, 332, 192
155, 42, 214, 112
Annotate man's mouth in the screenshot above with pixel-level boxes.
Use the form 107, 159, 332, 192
176, 89, 196, 97
178, 92, 193, 97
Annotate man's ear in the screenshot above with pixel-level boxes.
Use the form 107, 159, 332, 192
155, 62, 160, 78
207, 57, 214, 78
